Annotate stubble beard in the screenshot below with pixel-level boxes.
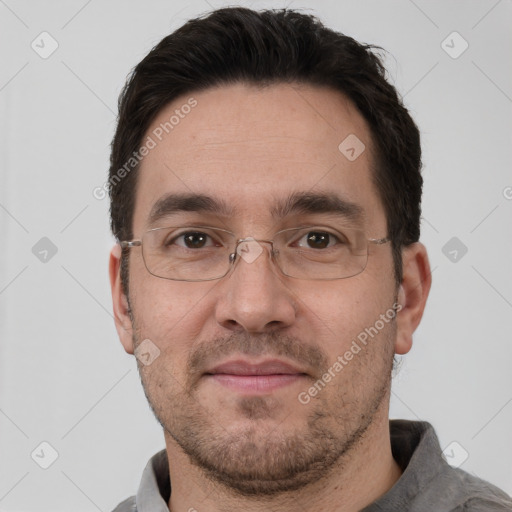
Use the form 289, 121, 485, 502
133, 321, 396, 497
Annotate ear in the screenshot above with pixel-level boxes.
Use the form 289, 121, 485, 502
395, 242, 431, 355
109, 244, 134, 354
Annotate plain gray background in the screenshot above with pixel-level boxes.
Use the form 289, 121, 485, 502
0, 0, 511, 510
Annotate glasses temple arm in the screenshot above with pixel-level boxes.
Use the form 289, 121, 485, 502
120, 240, 142, 249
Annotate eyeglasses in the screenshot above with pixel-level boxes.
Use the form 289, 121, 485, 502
120, 225, 390, 282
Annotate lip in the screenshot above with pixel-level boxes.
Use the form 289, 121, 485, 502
207, 359, 305, 376
204, 359, 308, 394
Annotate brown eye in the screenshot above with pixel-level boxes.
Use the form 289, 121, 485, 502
185, 232, 208, 248
296, 231, 338, 249
174, 232, 213, 249
306, 232, 330, 249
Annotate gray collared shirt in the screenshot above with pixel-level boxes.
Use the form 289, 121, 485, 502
112, 420, 512, 511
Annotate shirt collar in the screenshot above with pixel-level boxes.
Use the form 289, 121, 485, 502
136, 448, 170, 512
361, 420, 448, 510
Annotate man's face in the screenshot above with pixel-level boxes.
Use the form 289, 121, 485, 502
121, 83, 400, 494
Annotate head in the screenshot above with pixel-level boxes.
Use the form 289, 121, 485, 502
109, 7, 430, 496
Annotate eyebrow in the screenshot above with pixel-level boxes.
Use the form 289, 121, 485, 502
148, 193, 235, 226
147, 191, 364, 226
271, 191, 364, 223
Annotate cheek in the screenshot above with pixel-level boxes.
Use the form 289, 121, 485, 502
294, 277, 394, 356
130, 273, 215, 355
298, 276, 382, 321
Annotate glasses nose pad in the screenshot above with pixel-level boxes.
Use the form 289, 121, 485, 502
236, 237, 265, 264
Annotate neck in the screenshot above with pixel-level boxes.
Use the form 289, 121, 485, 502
165, 409, 401, 512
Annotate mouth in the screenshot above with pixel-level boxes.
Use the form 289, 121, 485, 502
203, 359, 309, 394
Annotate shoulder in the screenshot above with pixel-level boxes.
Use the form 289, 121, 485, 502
111, 496, 137, 512
449, 469, 512, 511
386, 420, 512, 511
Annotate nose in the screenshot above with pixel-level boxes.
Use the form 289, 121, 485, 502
214, 238, 297, 333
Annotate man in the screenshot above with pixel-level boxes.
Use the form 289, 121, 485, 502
108, 7, 512, 512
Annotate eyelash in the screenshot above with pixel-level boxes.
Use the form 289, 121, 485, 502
168, 228, 345, 249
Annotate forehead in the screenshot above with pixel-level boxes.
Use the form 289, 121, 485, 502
133, 82, 385, 233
